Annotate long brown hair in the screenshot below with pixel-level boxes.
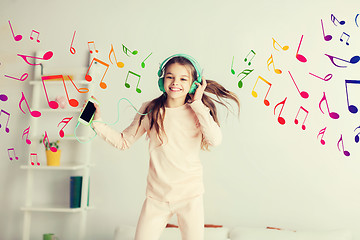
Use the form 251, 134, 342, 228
138, 56, 240, 150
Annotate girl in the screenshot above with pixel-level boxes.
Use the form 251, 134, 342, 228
91, 54, 240, 240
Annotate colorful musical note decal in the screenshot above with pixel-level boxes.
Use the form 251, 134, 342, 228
22, 126, 32, 144
85, 58, 109, 89
251, 76, 272, 106
109, 44, 124, 68
320, 19, 332, 41
30, 153, 40, 166
324, 54, 360, 68
70, 31, 76, 54
274, 97, 287, 125
344, 80, 360, 114
29, 30, 40, 43
244, 50, 256, 66
4, 73, 28, 81
125, 71, 142, 93
0, 94, 8, 102
337, 134, 350, 157
317, 127, 327, 145
309, 72, 332, 82
288, 71, 309, 99
356, 14, 359, 27
141, 52, 152, 68
319, 92, 339, 119
17, 51, 53, 66
237, 69, 254, 88
8, 20, 22, 41
331, 14, 345, 26
340, 32, 350, 46
58, 117, 73, 138
231, 56, 235, 75
354, 126, 360, 143
296, 35, 307, 63
267, 54, 282, 74
41, 76, 59, 109
272, 38, 289, 51
19, 92, 41, 118
7, 148, 19, 161
88, 41, 99, 54
294, 106, 309, 130
0, 110, 10, 133
122, 44, 138, 56
43, 131, 57, 152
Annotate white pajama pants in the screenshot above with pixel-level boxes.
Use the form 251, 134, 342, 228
134, 195, 204, 240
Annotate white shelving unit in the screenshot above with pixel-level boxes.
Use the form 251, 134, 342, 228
21, 52, 96, 240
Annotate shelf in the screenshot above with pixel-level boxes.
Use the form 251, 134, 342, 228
20, 163, 94, 171
21, 206, 94, 213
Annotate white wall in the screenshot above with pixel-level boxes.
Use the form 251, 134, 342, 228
1, 0, 360, 239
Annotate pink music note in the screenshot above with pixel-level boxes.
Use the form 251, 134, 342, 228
354, 126, 360, 143
319, 92, 339, 119
125, 71, 142, 93
0, 109, 10, 133
244, 50, 256, 66
331, 14, 345, 26
320, 19, 332, 41
8, 20, 22, 41
109, 44, 124, 68
272, 38, 289, 51
88, 41, 99, 54
57, 117, 73, 138
340, 32, 350, 46
122, 44, 138, 56
252, 76, 272, 106
43, 131, 57, 152
70, 31, 76, 54
7, 148, 19, 161
296, 35, 307, 63
267, 54, 282, 74
22, 126, 32, 144
17, 51, 53, 66
4, 73, 28, 81
41, 76, 59, 109
237, 69, 254, 88
309, 72, 333, 82
294, 106, 309, 130
19, 92, 41, 118
274, 97, 287, 125
288, 71, 309, 99
317, 127, 327, 145
141, 52, 153, 68
30, 30, 40, 43
324, 54, 360, 68
85, 58, 109, 89
337, 134, 350, 157
344, 80, 360, 114
30, 153, 40, 166
0, 94, 8, 102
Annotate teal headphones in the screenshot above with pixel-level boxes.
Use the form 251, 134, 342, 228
157, 54, 202, 94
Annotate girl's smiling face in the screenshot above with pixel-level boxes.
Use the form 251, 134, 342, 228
163, 62, 193, 106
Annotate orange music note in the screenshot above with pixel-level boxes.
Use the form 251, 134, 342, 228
85, 58, 110, 89
125, 71, 142, 93
319, 92, 339, 119
8, 20, 22, 41
317, 127, 327, 145
272, 38, 289, 51
267, 54, 282, 74
309, 72, 333, 82
244, 50, 256, 66
251, 76, 272, 106
30, 153, 40, 166
17, 51, 53, 66
88, 41, 99, 54
70, 31, 76, 54
30, 30, 40, 43
22, 126, 32, 144
19, 92, 41, 118
0, 109, 10, 133
294, 106, 309, 130
57, 117, 73, 138
288, 71, 309, 99
337, 134, 350, 157
296, 35, 307, 63
122, 44, 138, 56
274, 97, 287, 125
43, 131, 57, 152
4, 73, 28, 81
109, 44, 124, 68
237, 69, 254, 88
7, 148, 19, 161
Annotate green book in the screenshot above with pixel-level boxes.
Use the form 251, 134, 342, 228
70, 176, 82, 208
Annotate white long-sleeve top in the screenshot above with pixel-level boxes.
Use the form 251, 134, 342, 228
92, 100, 222, 202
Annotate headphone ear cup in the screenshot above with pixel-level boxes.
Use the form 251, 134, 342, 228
158, 77, 165, 92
